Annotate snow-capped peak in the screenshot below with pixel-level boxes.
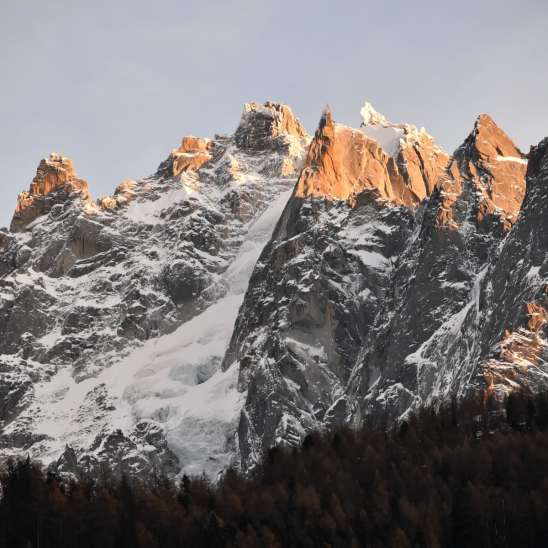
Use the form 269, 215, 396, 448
360, 101, 389, 127
359, 101, 404, 157
358, 101, 443, 159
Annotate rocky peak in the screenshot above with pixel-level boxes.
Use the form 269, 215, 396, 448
436, 114, 527, 231
33, 153, 78, 190
10, 153, 90, 232
97, 179, 138, 210
360, 102, 449, 198
294, 105, 447, 207
234, 101, 307, 152
360, 101, 389, 126
470, 113, 524, 159
170, 136, 213, 176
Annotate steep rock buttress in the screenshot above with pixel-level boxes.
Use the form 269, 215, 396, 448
222, 104, 449, 469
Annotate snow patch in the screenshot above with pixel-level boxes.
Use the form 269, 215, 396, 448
124, 186, 188, 224
361, 125, 404, 157
496, 155, 528, 165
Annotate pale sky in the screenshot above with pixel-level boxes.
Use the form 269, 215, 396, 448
1, 0, 547, 227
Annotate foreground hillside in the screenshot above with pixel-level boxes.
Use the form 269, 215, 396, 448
2, 392, 548, 548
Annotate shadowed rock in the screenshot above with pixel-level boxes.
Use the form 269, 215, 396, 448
234, 102, 307, 152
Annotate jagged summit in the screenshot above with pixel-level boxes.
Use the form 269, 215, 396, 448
234, 101, 307, 152
359, 101, 444, 160
154, 101, 310, 181
294, 105, 448, 207
12, 101, 310, 234
438, 113, 527, 230
459, 112, 526, 163
359, 101, 389, 126
10, 153, 90, 232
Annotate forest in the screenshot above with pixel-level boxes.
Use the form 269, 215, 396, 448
2, 391, 548, 547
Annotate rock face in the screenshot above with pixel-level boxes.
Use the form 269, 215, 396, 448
10, 154, 91, 232
234, 102, 307, 152
0, 99, 545, 479
170, 136, 213, 176
97, 180, 138, 210
0, 102, 309, 478
348, 113, 528, 426
222, 105, 449, 467
222, 103, 540, 471
477, 138, 548, 397
295, 106, 448, 206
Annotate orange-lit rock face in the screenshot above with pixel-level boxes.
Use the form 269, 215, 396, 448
435, 114, 527, 231
97, 179, 138, 210
398, 130, 448, 199
295, 108, 448, 208
483, 327, 547, 397
526, 301, 548, 333
171, 136, 212, 176
265, 102, 308, 141
11, 153, 90, 232
487, 302, 548, 377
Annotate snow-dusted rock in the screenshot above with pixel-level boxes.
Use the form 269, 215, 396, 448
223, 105, 449, 469
0, 102, 309, 478
222, 103, 543, 472
0, 99, 546, 480
349, 113, 528, 425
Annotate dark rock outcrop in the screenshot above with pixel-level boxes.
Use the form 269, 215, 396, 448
234, 102, 307, 152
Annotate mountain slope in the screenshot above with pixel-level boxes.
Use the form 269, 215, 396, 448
349, 113, 528, 425
0, 102, 309, 477
222, 105, 450, 468
478, 137, 548, 396
222, 103, 544, 471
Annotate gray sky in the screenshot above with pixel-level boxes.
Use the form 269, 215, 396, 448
1, 0, 547, 227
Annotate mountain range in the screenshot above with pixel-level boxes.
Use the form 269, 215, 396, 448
0, 100, 546, 478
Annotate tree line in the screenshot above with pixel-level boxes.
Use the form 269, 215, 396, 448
2, 391, 548, 547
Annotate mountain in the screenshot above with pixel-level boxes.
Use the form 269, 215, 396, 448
0, 102, 310, 477
0, 100, 546, 478
221, 105, 449, 467
222, 104, 542, 472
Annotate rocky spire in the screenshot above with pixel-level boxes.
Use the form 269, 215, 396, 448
435, 114, 527, 231
234, 102, 307, 152
360, 101, 389, 126
10, 153, 90, 232
294, 105, 448, 207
